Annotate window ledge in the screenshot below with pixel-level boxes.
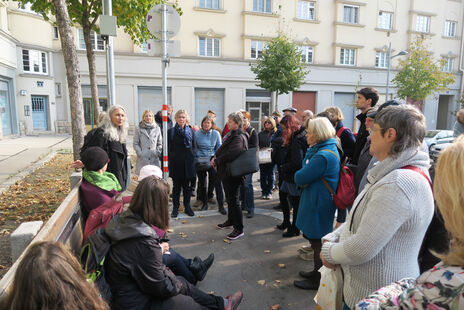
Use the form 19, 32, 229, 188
198, 55, 221, 59
442, 35, 461, 40
407, 30, 436, 36
334, 21, 365, 28
242, 11, 279, 18
193, 7, 226, 14
19, 73, 53, 79
293, 17, 320, 24
195, 29, 226, 38
409, 10, 437, 17
334, 43, 364, 49
374, 28, 397, 33
335, 0, 367, 6
440, 53, 458, 58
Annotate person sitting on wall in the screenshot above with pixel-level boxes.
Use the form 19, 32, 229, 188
79, 146, 121, 216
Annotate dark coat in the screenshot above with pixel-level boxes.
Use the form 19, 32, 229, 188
336, 121, 356, 161
245, 126, 258, 148
105, 210, 183, 310
168, 125, 196, 180
351, 112, 369, 165
79, 179, 119, 216
155, 111, 173, 132
214, 128, 248, 180
280, 127, 308, 183
271, 125, 284, 165
258, 129, 274, 149
80, 127, 128, 190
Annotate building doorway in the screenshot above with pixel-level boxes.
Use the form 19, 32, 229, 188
31, 95, 48, 130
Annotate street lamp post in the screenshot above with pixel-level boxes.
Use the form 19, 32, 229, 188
385, 42, 408, 100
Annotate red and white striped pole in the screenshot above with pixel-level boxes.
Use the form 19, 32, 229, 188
162, 104, 168, 180
161, 4, 169, 181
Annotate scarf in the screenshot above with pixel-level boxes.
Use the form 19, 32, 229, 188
82, 169, 122, 192
175, 124, 193, 149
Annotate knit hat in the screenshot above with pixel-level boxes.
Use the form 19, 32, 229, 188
138, 165, 163, 181
81, 146, 109, 172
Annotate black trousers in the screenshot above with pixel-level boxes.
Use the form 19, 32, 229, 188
197, 167, 224, 206
172, 177, 194, 211
148, 276, 224, 310
222, 176, 244, 230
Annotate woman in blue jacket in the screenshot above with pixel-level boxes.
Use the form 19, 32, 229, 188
293, 117, 340, 290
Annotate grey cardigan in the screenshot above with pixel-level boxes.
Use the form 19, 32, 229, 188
321, 148, 434, 309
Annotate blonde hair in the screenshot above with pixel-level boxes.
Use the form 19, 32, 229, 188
325, 106, 344, 122
434, 135, 464, 266
100, 105, 129, 143
174, 109, 190, 123
307, 117, 336, 143
142, 110, 154, 123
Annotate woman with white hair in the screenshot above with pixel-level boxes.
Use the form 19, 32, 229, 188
321, 105, 434, 310
73, 105, 131, 190
133, 110, 163, 174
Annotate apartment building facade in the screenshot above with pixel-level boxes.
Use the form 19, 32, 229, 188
1, 0, 463, 137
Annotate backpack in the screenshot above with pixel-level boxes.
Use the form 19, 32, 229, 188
321, 149, 355, 210
336, 126, 351, 138
80, 228, 113, 303
83, 194, 132, 242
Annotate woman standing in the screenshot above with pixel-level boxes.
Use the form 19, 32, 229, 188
241, 112, 258, 218
134, 110, 162, 175
73, 105, 130, 190
168, 110, 196, 218
321, 105, 434, 309
195, 116, 224, 214
292, 117, 340, 290
277, 115, 308, 238
325, 106, 356, 161
104, 176, 243, 310
213, 112, 248, 240
258, 117, 277, 199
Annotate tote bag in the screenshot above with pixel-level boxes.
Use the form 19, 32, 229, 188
314, 266, 343, 310
258, 147, 272, 164
229, 147, 259, 177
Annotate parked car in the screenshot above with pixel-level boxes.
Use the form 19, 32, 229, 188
424, 130, 454, 151
429, 140, 454, 163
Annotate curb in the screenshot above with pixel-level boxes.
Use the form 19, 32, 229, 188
0, 150, 58, 195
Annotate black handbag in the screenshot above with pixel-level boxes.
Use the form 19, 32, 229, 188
195, 157, 211, 172
229, 147, 259, 177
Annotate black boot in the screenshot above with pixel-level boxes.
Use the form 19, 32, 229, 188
189, 253, 214, 281
171, 207, 179, 218
201, 202, 208, 211
282, 226, 300, 238
218, 205, 227, 215
276, 222, 290, 230
184, 205, 195, 217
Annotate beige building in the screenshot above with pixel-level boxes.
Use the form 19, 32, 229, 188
1, 0, 463, 137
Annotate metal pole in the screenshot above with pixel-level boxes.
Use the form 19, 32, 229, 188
161, 4, 169, 181
385, 42, 392, 101
103, 0, 116, 106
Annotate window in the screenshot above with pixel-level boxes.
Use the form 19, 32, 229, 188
442, 57, 453, 72
141, 42, 148, 53
253, 0, 271, 13
199, 37, 220, 57
199, 0, 220, 9
22, 49, 48, 74
444, 20, 457, 37
298, 46, 313, 63
55, 83, 62, 97
251, 40, 266, 59
378, 11, 392, 30
53, 27, 59, 39
416, 15, 430, 33
343, 5, 359, 24
77, 29, 105, 51
297, 1, 315, 20
375, 52, 389, 68
340, 48, 355, 65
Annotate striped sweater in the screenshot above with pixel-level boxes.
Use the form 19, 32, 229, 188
321, 148, 434, 309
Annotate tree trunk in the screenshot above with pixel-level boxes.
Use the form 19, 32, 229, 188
82, 23, 101, 125
274, 91, 279, 112
52, 0, 86, 160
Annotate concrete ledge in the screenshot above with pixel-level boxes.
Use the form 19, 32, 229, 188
10, 221, 43, 262
70, 171, 82, 189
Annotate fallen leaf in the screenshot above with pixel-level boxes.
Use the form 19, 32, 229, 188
264, 250, 271, 253
270, 304, 279, 310
167, 229, 174, 233
0, 265, 5, 269
208, 291, 215, 295
277, 264, 286, 268
274, 280, 281, 283
257, 280, 266, 285
181, 220, 187, 224
0, 229, 10, 235
223, 239, 231, 244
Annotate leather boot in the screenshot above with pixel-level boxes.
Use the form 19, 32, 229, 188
218, 205, 227, 215
201, 202, 208, 211
189, 253, 214, 281
184, 205, 195, 217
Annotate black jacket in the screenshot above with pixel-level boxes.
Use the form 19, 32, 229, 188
258, 129, 274, 149
245, 126, 258, 148
280, 127, 308, 183
105, 210, 182, 310
168, 125, 196, 180
351, 112, 369, 165
214, 129, 248, 180
335, 121, 356, 161
80, 127, 128, 189
155, 111, 173, 132
271, 125, 284, 165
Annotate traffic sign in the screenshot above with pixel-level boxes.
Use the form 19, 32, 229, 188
147, 39, 181, 57
146, 4, 181, 38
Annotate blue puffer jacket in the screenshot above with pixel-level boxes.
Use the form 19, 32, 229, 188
295, 138, 340, 239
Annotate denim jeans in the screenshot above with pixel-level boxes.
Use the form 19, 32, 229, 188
241, 173, 254, 212
162, 249, 195, 285
259, 163, 274, 196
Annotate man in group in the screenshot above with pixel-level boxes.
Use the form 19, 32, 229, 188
155, 104, 174, 131
351, 88, 379, 165
282, 107, 297, 116
302, 110, 314, 127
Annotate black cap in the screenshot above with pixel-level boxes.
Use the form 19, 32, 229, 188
366, 100, 401, 119
282, 107, 298, 113
81, 146, 109, 171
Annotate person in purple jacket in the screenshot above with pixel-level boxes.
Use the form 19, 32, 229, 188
79, 146, 121, 216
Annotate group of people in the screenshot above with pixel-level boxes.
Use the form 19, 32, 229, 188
4, 89, 464, 310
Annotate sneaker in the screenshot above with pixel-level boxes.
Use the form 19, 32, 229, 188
225, 291, 243, 310
298, 245, 313, 254
216, 221, 233, 230
265, 194, 272, 200
298, 252, 314, 261
227, 229, 244, 240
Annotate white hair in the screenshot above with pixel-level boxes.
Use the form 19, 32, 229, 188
100, 105, 129, 143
